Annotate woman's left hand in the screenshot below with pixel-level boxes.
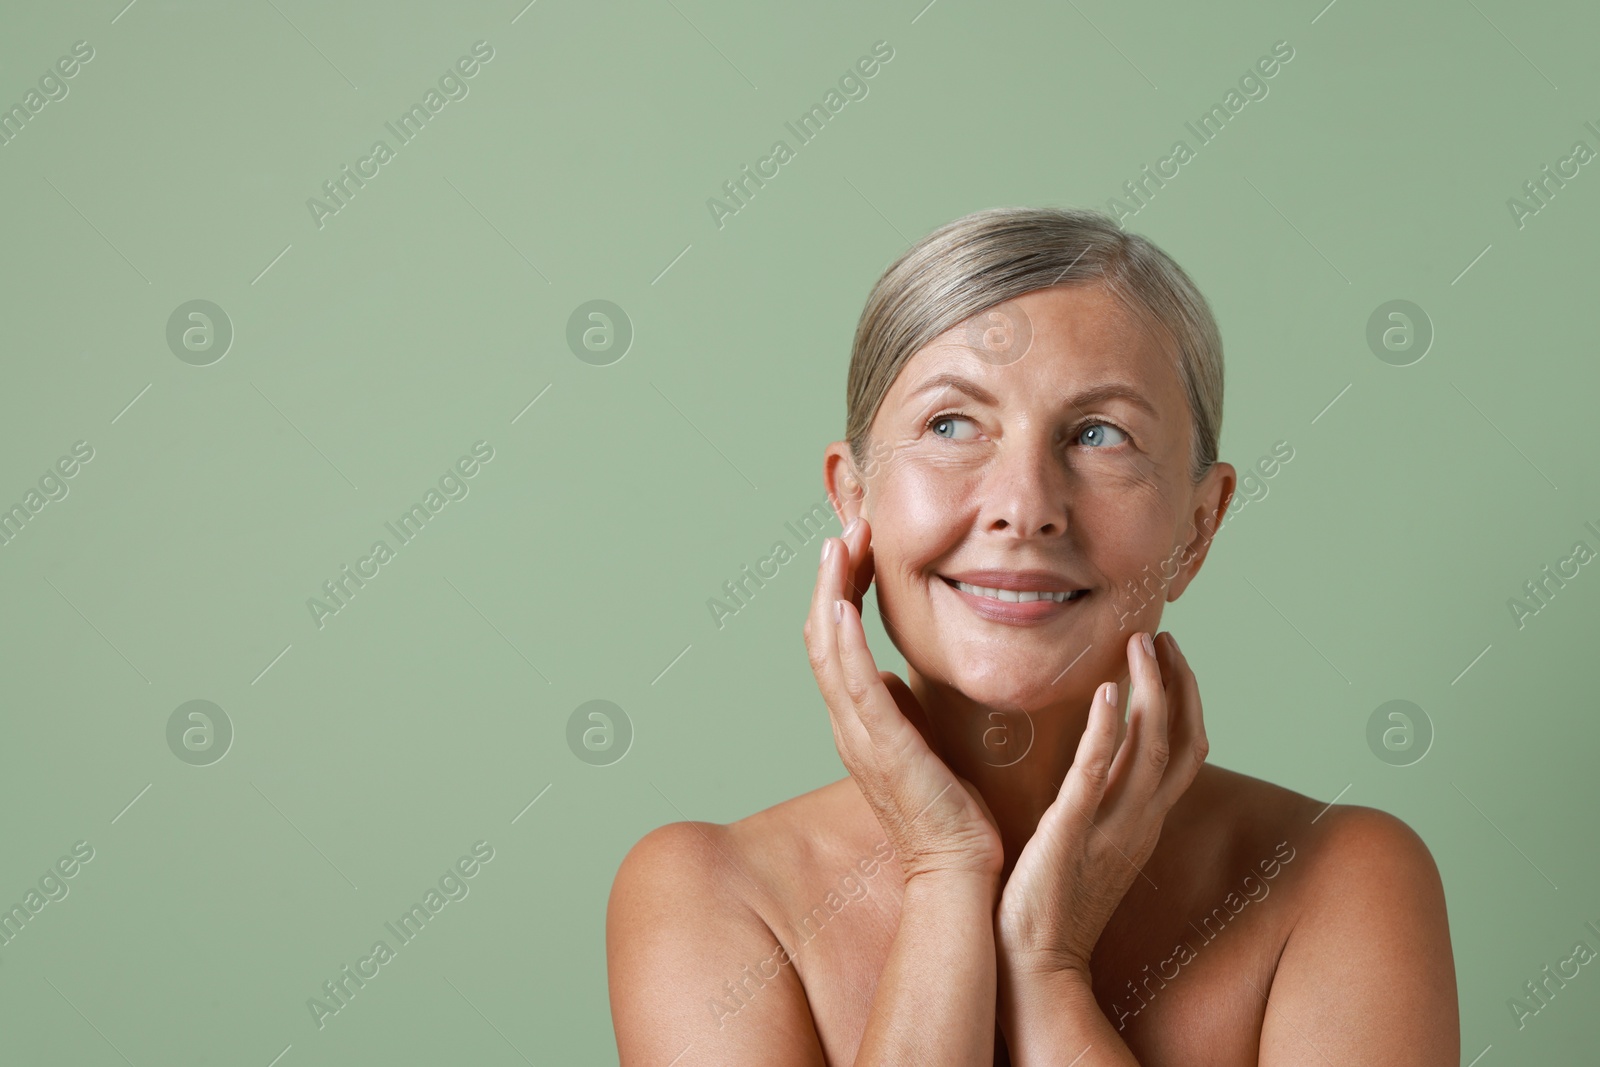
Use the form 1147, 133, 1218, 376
995, 630, 1209, 982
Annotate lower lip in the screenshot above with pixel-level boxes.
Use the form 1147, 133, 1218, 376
941, 578, 1087, 625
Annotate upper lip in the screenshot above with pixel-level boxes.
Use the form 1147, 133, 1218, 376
941, 569, 1087, 593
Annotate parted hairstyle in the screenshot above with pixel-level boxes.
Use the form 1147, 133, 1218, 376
845, 206, 1224, 487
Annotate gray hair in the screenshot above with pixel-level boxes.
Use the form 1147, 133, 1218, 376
845, 206, 1224, 486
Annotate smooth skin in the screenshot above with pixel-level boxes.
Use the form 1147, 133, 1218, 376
607, 283, 1459, 1065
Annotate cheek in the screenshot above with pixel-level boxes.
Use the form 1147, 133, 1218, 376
1075, 459, 1163, 513
1092, 504, 1170, 558
1075, 479, 1183, 583
868, 459, 973, 539
865, 465, 975, 610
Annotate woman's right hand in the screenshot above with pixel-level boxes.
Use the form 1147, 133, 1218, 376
803, 516, 1005, 886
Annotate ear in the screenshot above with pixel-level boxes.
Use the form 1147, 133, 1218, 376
823, 441, 866, 529
1165, 461, 1236, 603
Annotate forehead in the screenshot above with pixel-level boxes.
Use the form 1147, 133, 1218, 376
888, 282, 1180, 407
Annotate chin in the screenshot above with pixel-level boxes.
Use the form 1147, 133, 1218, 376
940, 658, 1073, 710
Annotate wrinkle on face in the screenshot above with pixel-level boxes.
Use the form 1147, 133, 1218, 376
851, 282, 1204, 712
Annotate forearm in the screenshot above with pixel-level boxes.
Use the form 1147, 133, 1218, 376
854, 871, 999, 1066
997, 965, 1140, 1067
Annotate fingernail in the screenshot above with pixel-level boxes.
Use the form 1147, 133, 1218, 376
822, 538, 836, 563
843, 516, 860, 538
1141, 632, 1156, 657
834, 599, 845, 623
1105, 682, 1118, 706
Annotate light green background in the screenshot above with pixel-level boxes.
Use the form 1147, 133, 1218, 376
2, 0, 1596, 1062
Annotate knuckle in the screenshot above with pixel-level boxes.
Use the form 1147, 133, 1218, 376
1145, 738, 1171, 769
843, 673, 875, 705
1077, 754, 1111, 789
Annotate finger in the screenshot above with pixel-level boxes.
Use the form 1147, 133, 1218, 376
1051, 680, 1122, 823
1105, 631, 1172, 810
1153, 632, 1208, 808
841, 516, 875, 609
834, 598, 905, 752
805, 536, 839, 675
806, 538, 867, 755
836, 603, 944, 831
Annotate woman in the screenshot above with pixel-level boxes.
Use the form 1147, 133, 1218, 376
607, 207, 1458, 1065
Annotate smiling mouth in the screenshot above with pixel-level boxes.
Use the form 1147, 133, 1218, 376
941, 576, 1089, 604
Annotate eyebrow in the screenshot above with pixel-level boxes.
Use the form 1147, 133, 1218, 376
909, 372, 1159, 419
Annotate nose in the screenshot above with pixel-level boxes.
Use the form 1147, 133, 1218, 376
980, 427, 1069, 537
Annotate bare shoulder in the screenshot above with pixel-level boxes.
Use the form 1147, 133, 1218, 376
1187, 766, 1458, 1063
1167, 764, 1321, 879
1296, 801, 1444, 895
608, 819, 748, 916
605, 784, 853, 1066
609, 777, 850, 907
1196, 767, 1446, 895
723, 777, 880, 910
1183, 763, 1445, 897
1182, 762, 1327, 823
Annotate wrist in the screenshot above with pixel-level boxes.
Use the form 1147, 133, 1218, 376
903, 867, 1000, 909
994, 916, 1092, 983
1003, 957, 1093, 986
997, 948, 1093, 1002
997, 961, 1094, 1025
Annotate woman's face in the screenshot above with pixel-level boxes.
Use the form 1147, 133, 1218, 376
827, 282, 1234, 710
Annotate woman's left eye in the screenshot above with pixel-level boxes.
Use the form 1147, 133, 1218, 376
1077, 422, 1128, 448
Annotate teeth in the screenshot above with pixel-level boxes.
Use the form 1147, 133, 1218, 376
954, 580, 1078, 603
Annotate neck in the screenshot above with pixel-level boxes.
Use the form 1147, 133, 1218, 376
907, 668, 1129, 880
